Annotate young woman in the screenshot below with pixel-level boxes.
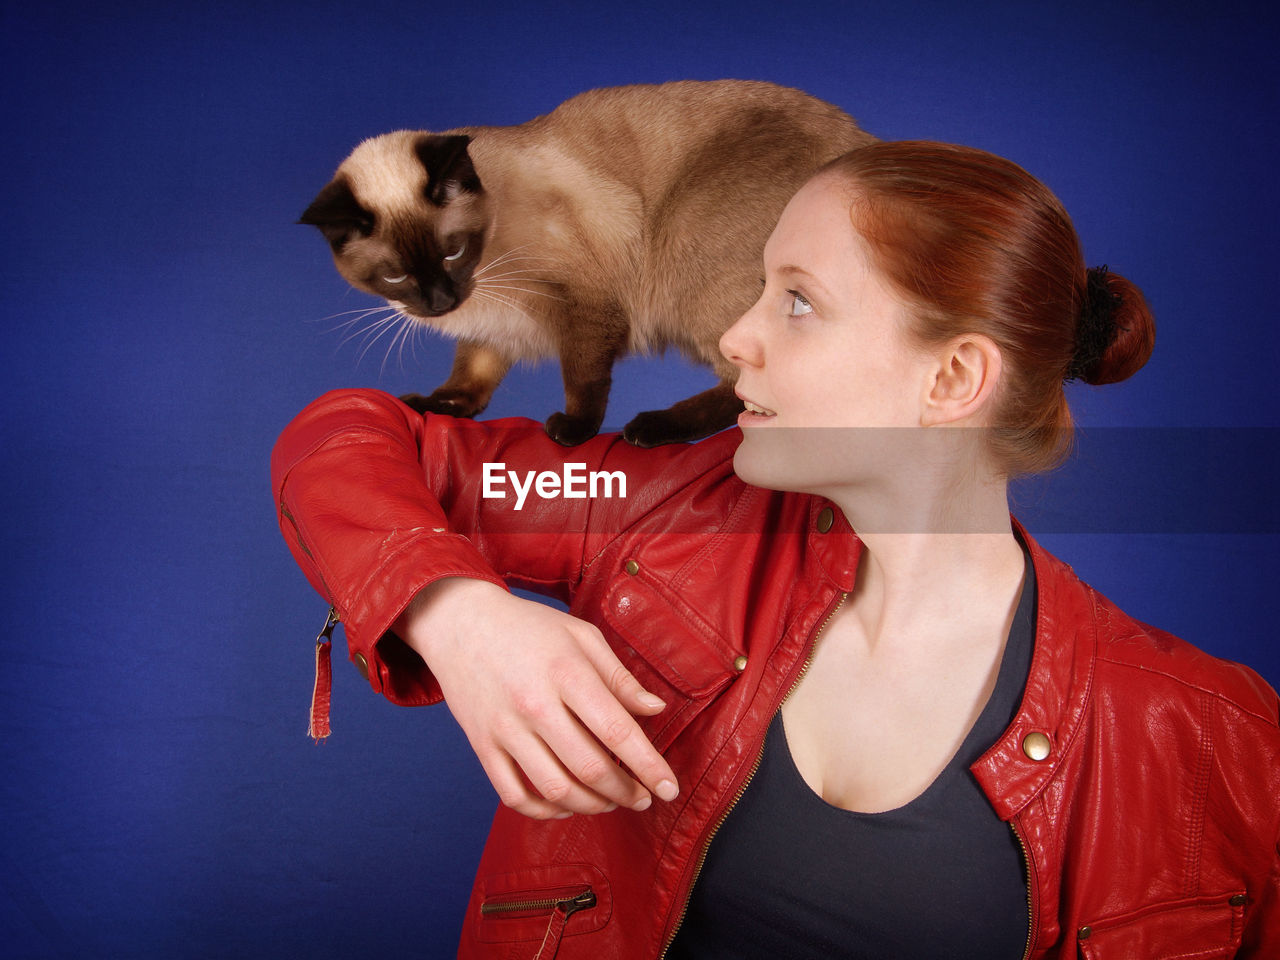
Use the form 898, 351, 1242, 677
272, 141, 1279, 958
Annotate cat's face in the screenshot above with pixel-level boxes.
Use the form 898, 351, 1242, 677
301, 132, 489, 318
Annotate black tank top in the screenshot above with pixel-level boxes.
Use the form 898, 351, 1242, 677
666, 550, 1036, 958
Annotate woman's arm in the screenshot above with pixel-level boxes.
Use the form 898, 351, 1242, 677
271, 387, 680, 817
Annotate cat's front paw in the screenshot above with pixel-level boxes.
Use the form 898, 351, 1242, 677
545, 411, 600, 446
400, 389, 487, 418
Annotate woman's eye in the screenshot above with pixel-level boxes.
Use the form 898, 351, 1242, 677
443, 241, 466, 262
787, 291, 813, 317
382, 274, 408, 284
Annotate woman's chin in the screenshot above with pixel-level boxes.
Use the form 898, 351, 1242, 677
732, 435, 820, 493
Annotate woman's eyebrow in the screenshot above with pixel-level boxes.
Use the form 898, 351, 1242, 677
776, 263, 833, 300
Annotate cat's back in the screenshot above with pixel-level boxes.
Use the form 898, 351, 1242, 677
522, 80, 869, 193
542, 79, 858, 136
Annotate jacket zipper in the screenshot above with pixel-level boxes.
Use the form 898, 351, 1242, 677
480, 887, 597, 918
482, 888, 596, 960
280, 501, 338, 610
1010, 820, 1036, 960
658, 590, 849, 958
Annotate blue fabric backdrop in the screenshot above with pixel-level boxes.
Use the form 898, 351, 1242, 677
2, 1, 1276, 956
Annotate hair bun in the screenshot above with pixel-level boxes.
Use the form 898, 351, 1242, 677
1069, 266, 1156, 385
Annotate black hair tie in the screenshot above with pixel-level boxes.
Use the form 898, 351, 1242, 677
1066, 265, 1122, 381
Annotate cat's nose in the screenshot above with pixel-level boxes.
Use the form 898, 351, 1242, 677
426, 285, 458, 314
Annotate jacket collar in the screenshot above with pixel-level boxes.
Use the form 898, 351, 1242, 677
806, 497, 861, 592
970, 520, 1098, 819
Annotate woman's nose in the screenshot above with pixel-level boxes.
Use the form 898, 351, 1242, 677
719, 303, 763, 369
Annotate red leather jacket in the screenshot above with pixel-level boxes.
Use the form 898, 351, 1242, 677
272, 388, 1280, 959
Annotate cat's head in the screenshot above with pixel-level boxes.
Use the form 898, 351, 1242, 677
300, 131, 488, 317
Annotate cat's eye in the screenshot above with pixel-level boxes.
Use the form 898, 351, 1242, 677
383, 274, 408, 284
787, 291, 813, 317
444, 242, 467, 262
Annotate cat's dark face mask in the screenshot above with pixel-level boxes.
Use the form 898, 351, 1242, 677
299, 134, 488, 318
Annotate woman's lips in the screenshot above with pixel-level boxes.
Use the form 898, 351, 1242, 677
737, 395, 777, 424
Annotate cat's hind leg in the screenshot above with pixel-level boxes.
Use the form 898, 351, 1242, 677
622, 380, 744, 447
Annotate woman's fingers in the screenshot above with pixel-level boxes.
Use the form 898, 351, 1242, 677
480, 736, 616, 819
501, 650, 663, 812
533, 702, 656, 812
570, 635, 680, 802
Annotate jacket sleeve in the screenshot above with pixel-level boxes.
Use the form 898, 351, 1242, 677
270, 387, 740, 706
1241, 753, 1280, 956
1243, 843, 1280, 956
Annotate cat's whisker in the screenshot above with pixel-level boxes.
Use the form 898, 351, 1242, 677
473, 248, 556, 279
398, 317, 419, 370
314, 304, 396, 323
408, 313, 430, 365
471, 288, 538, 324
324, 306, 401, 336
338, 309, 402, 349
477, 280, 567, 302
475, 268, 559, 284
355, 312, 413, 364
478, 256, 558, 273
337, 316, 398, 351
381, 312, 419, 377
394, 311, 433, 374
480, 250, 556, 266
362, 320, 410, 370
474, 241, 536, 267
469, 288, 518, 311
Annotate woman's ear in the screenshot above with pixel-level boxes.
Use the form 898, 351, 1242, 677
920, 335, 1002, 426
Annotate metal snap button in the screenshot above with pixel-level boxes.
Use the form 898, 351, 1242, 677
1077, 925, 1092, 940
624, 559, 640, 575
1022, 731, 1052, 761
353, 653, 370, 681
816, 506, 834, 533
733, 655, 748, 672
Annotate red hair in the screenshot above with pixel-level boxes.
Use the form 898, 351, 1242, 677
823, 141, 1155, 475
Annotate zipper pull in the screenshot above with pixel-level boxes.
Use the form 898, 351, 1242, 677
533, 890, 597, 960
557, 890, 597, 918
316, 606, 340, 643
309, 606, 339, 742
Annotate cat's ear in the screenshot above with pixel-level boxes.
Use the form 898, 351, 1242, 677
415, 134, 482, 205
298, 176, 373, 249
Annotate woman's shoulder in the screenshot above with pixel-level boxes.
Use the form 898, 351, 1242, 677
1092, 594, 1278, 728
1029, 535, 1278, 730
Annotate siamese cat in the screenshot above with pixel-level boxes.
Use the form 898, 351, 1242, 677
300, 80, 873, 446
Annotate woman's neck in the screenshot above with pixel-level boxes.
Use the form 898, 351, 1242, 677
823, 463, 1025, 653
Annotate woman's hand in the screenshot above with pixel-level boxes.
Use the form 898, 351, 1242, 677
394, 578, 680, 819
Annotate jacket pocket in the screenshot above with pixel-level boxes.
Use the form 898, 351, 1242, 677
599, 575, 738, 752
475, 863, 611, 950
1076, 892, 1246, 959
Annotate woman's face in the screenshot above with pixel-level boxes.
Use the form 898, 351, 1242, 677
719, 174, 937, 494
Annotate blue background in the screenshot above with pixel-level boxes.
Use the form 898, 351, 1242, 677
2, 1, 1276, 956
